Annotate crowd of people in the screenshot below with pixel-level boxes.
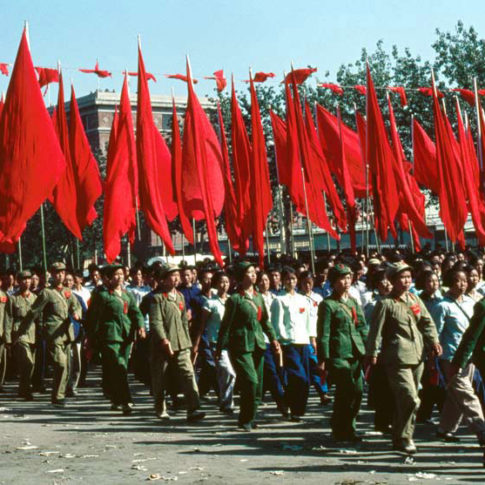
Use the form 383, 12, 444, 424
1, 247, 485, 455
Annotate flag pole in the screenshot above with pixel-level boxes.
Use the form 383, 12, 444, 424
265, 220, 271, 264
192, 218, 197, 265
40, 203, 48, 278
473, 78, 484, 197
18, 237, 23, 271
126, 236, 132, 267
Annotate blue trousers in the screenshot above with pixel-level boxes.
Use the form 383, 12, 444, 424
263, 344, 285, 406
283, 344, 310, 416
308, 344, 328, 394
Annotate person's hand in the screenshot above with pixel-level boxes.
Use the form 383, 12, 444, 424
73, 313, 80, 321
186, 309, 193, 321
431, 342, 443, 357
364, 355, 377, 368
161, 338, 174, 357
271, 339, 281, 354
310, 337, 317, 352
316, 361, 326, 378
137, 327, 146, 340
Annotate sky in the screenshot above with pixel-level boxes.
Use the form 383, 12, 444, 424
1, 0, 485, 104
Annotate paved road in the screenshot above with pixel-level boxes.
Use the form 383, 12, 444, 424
0, 371, 484, 484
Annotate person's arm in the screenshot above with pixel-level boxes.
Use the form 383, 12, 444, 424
216, 296, 236, 356
4, 297, 13, 345
417, 296, 440, 347
260, 297, 279, 352
127, 292, 145, 338
365, 299, 386, 364
67, 293, 82, 320
355, 302, 368, 343
270, 298, 284, 341
194, 307, 211, 354
316, 300, 331, 363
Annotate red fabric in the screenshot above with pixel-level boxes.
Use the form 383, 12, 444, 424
69, 85, 103, 229
125, 71, 157, 82
366, 65, 399, 241
432, 79, 468, 242
0, 96, 3, 118
217, 103, 242, 251
165, 73, 198, 84
243, 72, 276, 83
103, 77, 138, 262
412, 118, 439, 193
304, 101, 347, 231
455, 99, 485, 245
479, 89, 485, 96
270, 110, 291, 186
51, 74, 83, 239
284, 68, 317, 85
419, 87, 444, 98
204, 70, 227, 92
478, 105, 485, 194
0, 63, 8, 76
0, 29, 66, 248
249, 76, 273, 266
136, 46, 174, 254
183, 59, 224, 266
387, 95, 430, 239
387, 86, 407, 106
35, 67, 59, 87
354, 85, 367, 95
230, 80, 252, 253
79, 61, 111, 78
453, 88, 475, 107
316, 105, 367, 197
318, 83, 344, 95
171, 98, 193, 244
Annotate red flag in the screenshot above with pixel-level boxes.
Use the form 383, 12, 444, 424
136, 44, 174, 254
0, 95, 3, 118
183, 59, 224, 266
171, 97, 193, 244
387, 86, 407, 106
0, 29, 66, 248
354, 85, 366, 95
316, 105, 367, 197
244, 72, 276, 83
204, 70, 227, 92
249, 75, 273, 266
35, 67, 59, 87
103, 77, 138, 262
217, 103, 242, 251
125, 71, 157, 82
419, 86, 444, 98
0, 63, 8, 76
455, 99, 485, 245
230, 79, 252, 253
432, 77, 468, 242
453, 88, 475, 107
412, 119, 439, 193
79, 61, 111, 78
165, 73, 198, 84
284, 67, 317, 85
366, 64, 399, 241
51, 74, 83, 239
318, 83, 344, 95
69, 85, 102, 229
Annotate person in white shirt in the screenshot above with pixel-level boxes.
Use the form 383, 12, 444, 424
271, 267, 312, 421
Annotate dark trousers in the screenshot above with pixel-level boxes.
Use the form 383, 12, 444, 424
197, 335, 218, 397
329, 357, 363, 439
368, 362, 394, 431
283, 344, 310, 416
230, 348, 265, 426
308, 344, 328, 395
101, 341, 132, 406
32, 331, 46, 391
263, 343, 285, 405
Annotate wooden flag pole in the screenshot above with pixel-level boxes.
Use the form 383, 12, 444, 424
473, 78, 484, 183
40, 203, 48, 278
18, 237, 23, 271
192, 218, 197, 265
265, 220, 271, 264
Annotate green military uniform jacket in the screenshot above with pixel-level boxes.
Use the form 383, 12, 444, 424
366, 291, 439, 365
217, 291, 277, 355
0, 290, 6, 343
452, 298, 485, 369
149, 290, 191, 352
86, 287, 144, 345
4, 291, 37, 344
317, 294, 367, 362
28, 287, 82, 343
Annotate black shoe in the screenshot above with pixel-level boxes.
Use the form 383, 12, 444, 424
319, 394, 331, 406
437, 430, 460, 442
65, 389, 77, 398
122, 403, 133, 415
187, 410, 206, 422
393, 440, 417, 454
219, 407, 234, 415
290, 415, 302, 422
52, 399, 66, 408
238, 423, 252, 432
22, 393, 34, 401
251, 422, 259, 429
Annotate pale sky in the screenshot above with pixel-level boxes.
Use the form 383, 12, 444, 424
1, 0, 485, 103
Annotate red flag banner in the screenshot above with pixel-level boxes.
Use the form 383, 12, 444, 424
204, 70, 227, 92
0, 63, 8, 76
354, 85, 366, 95
243, 71, 276, 83
35, 67, 59, 88
387, 86, 407, 106
284, 67, 317, 85
79, 60, 111, 78
318, 83, 344, 95
412, 118, 440, 193
165, 73, 198, 84
0, 29, 66, 248
419, 87, 444, 98
125, 71, 157, 82
453, 88, 475, 107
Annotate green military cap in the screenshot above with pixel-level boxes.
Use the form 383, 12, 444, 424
368, 258, 381, 266
17, 269, 32, 280
388, 261, 413, 279
50, 262, 66, 272
234, 261, 254, 281
155, 263, 181, 280
328, 263, 352, 284
101, 263, 124, 278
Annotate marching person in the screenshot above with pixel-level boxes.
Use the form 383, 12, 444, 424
317, 264, 368, 442
366, 262, 442, 454
86, 263, 146, 415
217, 261, 281, 431
26, 262, 82, 407
149, 264, 205, 422
4, 270, 37, 400
271, 267, 312, 421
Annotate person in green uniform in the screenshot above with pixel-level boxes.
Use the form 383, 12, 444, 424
366, 262, 442, 454
86, 263, 145, 415
4, 270, 37, 400
216, 261, 281, 431
149, 263, 205, 422
316, 263, 368, 442
0, 278, 7, 393
26, 262, 82, 407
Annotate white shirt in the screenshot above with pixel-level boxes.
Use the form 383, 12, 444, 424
301, 291, 323, 337
271, 291, 312, 345
72, 285, 91, 308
